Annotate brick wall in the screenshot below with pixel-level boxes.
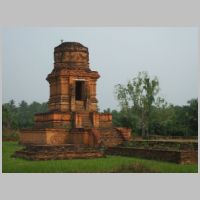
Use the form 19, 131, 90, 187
20, 128, 68, 145
99, 113, 112, 128
106, 147, 198, 164
20, 130, 46, 145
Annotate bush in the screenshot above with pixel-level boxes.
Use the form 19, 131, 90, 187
2, 129, 19, 141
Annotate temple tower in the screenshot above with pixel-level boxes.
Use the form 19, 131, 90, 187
17, 42, 132, 160
47, 42, 99, 113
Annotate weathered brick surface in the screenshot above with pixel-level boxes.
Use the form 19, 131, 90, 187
20, 128, 68, 145
97, 128, 125, 147
124, 140, 198, 151
106, 147, 198, 164
115, 127, 132, 140
179, 151, 198, 164
14, 144, 105, 160
20, 130, 46, 145
99, 113, 112, 128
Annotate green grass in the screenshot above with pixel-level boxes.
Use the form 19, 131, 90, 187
2, 142, 198, 173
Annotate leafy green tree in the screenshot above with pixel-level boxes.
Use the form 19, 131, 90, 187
2, 100, 18, 129
150, 104, 175, 135
2, 100, 48, 130
150, 99, 198, 136
102, 108, 111, 113
187, 98, 198, 135
115, 71, 162, 136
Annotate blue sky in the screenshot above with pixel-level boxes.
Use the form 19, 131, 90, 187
2, 27, 198, 110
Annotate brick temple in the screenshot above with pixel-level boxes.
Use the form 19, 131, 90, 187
15, 42, 131, 160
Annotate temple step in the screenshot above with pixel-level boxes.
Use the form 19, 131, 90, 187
81, 112, 93, 128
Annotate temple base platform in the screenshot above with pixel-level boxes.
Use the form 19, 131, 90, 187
14, 144, 105, 160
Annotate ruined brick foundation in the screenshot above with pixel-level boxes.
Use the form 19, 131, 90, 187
106, 147, 198, 164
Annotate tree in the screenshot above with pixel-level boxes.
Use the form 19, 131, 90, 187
115, 71, 163, 136
187, 98, 198, 135
17, 100, 31, 128
150, 103, 176, 135
102, 108, 111, 113
2, 100, 48, 130
2, 100, 18, 130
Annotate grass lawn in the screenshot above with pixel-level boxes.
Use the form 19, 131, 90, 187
2, 141, 198, 173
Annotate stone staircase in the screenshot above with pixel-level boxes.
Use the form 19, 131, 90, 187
81, 112, 92, 128
99, 128, 125, 147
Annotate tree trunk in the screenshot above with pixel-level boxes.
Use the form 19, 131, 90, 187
141, 109, 145, 136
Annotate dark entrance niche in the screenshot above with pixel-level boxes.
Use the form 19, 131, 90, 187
75, 80, 85, 100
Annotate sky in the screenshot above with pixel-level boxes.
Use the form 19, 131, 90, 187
2, 27, 198, 111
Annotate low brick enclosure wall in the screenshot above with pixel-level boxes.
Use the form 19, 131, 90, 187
122, 140, 198, 151
106, 147, 198, 164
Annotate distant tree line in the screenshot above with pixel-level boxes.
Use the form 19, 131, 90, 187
2, 98, 198, 136
2, 100, 48, 130
103, 99, 198, 136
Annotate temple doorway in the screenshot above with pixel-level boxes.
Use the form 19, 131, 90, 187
75, 80, 85, 101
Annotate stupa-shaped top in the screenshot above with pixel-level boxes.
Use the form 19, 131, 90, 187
54, 42, 89, 67
54, 42, 88, 53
